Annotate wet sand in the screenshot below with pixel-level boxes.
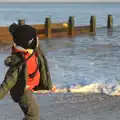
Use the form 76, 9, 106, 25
0, 93, 120, 120
0, 42, 12, 52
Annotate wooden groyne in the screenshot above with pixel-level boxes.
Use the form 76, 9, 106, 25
0, 15, 113, 43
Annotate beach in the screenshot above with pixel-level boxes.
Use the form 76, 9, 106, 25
0, 93, 120, 120
0, 3, 120, 120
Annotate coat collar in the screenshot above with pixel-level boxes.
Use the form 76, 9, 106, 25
12, 43, 33, 54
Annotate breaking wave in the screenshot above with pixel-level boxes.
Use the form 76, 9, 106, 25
58, 83, 120, 96
35, 82, 120, 96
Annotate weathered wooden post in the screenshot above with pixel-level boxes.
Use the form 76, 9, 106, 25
18, 19, 25, 25
90, 16, 96, 34
107, 15, 113, 28
45, 17, 51, 38
68, 16, 75, 37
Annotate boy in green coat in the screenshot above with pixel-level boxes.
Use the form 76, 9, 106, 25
0, 23, 56, 120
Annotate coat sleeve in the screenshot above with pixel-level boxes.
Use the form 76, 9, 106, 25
0, 67, 18, 100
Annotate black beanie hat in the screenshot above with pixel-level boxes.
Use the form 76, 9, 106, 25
13, 25, 37, 49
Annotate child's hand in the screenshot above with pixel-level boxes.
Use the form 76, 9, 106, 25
51, 85, 56, 92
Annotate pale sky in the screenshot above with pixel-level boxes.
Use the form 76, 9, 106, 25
0, 0, 120, 2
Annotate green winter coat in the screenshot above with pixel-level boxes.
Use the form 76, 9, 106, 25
0, 46, 53, 102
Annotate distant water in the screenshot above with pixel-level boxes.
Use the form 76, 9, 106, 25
0, 3, 120, 27
1, 3, 120, 95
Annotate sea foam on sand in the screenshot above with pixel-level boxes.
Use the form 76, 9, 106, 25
34, 83, 120, 96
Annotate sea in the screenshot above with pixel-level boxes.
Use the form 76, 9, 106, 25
0, 3, 120, 95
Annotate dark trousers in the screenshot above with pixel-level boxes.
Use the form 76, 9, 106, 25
18, 90, 40, 120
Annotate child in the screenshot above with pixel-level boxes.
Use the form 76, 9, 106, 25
0, 23, 56, 120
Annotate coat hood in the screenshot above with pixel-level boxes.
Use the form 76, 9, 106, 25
4, 54, 21, 67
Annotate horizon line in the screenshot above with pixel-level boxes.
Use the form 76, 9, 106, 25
0, 2, 120, 3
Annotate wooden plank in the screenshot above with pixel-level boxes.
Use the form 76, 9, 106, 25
52, 31, 68, 38
52, 28, 67, 33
